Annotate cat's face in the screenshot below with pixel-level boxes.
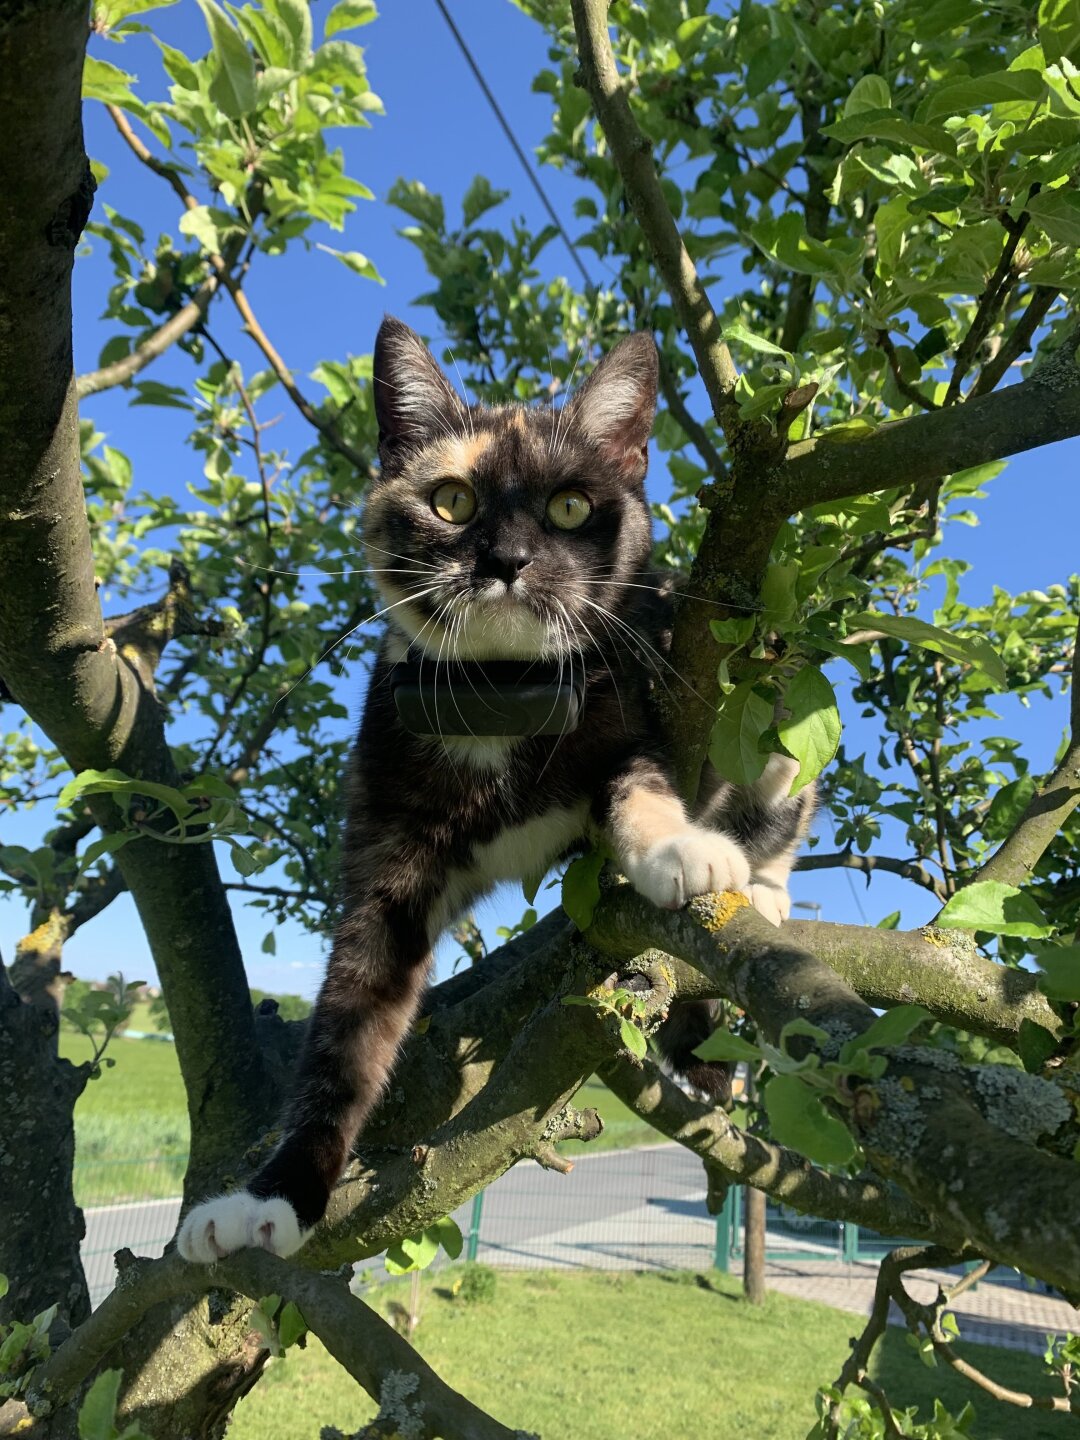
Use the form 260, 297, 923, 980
363, 316, 658, 662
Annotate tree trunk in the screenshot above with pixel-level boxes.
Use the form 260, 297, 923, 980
743, 1186, 767, 1306
0, 960, 90, 1330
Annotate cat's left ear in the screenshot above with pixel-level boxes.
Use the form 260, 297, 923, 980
563, 332, 658, 481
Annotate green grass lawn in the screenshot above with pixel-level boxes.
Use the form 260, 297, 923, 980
61, 1025, 189, 1205
230, 1268, 1063, 1440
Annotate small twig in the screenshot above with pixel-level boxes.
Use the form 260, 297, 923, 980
570, 0, 743, 439
876, 329, 940, 412
944, 211, 1031, 405
795, 849, 948, 902
970, 285, 1059, 398
77, 277, 219, 398
657, 357, 728, 484
105, 104, 368, 472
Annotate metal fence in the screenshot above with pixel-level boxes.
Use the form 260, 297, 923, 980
75, 1142, 911, 1308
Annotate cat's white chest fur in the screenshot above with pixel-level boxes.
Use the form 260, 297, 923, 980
438, 801, 588, 927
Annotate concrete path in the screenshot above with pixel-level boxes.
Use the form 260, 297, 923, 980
80, 1143, 1078, 1353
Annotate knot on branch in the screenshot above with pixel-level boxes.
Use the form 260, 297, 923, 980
104, 558, 224, 681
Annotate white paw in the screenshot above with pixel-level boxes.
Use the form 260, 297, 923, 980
177, 1192, 306, 1263
744, 877, 791, 927
626, 828, 751, 910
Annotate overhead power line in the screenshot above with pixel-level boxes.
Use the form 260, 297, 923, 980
432, 0, 596, 292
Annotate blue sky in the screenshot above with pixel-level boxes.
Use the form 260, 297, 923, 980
1, 0, 1077, 997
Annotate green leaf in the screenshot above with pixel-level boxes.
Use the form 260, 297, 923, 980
277, 1301, 307, 1349
1018, 1018, 1058, 1074
779, 1018, 832, 1053
461, 175, 509, 227
839, 1006, 930, 1064
745, 37, 794, 97
80, 832, 137, 870
0, 1274, 8, 1300
316, 244, 384, 283
709, 616, 755, 646
196, 0, 257, 118
1035, 944, 1080, 1000
761, 562, 799, 624
561, 849, 604, 930
179, 206, 222, 256
921, 68, 1045, 121
721, 321, 793, 360
777, 667, 840, 794
79, 1369, 123, 1440
82, 56, 139, 107
876, 910, 902, 930
265, 0, 313, 68
843, 75, 891, 116
325, 0, 378, 36
693, 1028, 763, 1063
93, 0, 179, 28
228, 840, 262, 877
983, 776, 1036, 841
57, 768, 194, 820
764, 1073, 856, 1167
709, 682, 772, 785
874, 196, 909, 277
848, 612, 1007, 689
432, 1215, 463, 1261
822, 108, 956, 155
619, 1017, 648, 1059
1027, 190, 1080, 248
937, 881, 1054, 938
1039, 0, 1080, 62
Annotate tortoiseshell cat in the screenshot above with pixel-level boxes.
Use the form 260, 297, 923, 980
178, 318, 812, 1262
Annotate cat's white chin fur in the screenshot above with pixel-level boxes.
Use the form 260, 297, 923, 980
177, 1192, 306, 1264
625, 827, 751, 910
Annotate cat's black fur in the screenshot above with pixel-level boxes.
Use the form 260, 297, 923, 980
178, 318, 812, 1262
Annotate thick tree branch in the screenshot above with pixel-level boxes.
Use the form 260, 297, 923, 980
584, 887, 1080, 1291
32, 1250, 531, 1440
76, 276, 219, 398
778, 331, 1080, 513
782, 919, 1065, 1047
597, 1054, 931, 1238
570, 0, 742, 440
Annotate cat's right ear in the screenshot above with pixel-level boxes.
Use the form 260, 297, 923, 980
373, 316, 466, 456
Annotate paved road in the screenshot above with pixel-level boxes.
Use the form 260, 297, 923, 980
81, 1144, 1077, 1352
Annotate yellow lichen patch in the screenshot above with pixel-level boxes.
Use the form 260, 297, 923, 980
919, 926, 950, 948
15, 908, 71, 957
688, 890, 750, 932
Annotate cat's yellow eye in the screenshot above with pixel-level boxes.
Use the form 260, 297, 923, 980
431, 480, 477, 524
547, 489, 592, 531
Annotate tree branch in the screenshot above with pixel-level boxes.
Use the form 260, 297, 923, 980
31, 1249, 532, 1440
584, 886, 1080, 1291
778, 329, 1080, 513
973, 614, 1080, 891
796, 849, 947, 901
76, 276, 219, 398
657, 355, 728, 483
597, 1054, 931, 1238
969, 285, 1059, 398
782, 919, 1065, 1047
570, 0, 742, 440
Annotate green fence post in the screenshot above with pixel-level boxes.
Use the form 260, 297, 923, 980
466, 1189, 484, 1262
843, 1222, 858, 1263
714, 1187, 734, 1272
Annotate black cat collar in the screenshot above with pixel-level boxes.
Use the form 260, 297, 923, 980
388, 658, 584, 738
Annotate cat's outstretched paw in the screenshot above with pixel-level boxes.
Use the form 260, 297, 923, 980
626, 828, 751, 910
177, 1191, 306, 1263
744, 877, 791, 927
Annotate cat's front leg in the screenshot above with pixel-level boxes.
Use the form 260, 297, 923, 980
599, 757, 750, 909
178, 876, 435, 1263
